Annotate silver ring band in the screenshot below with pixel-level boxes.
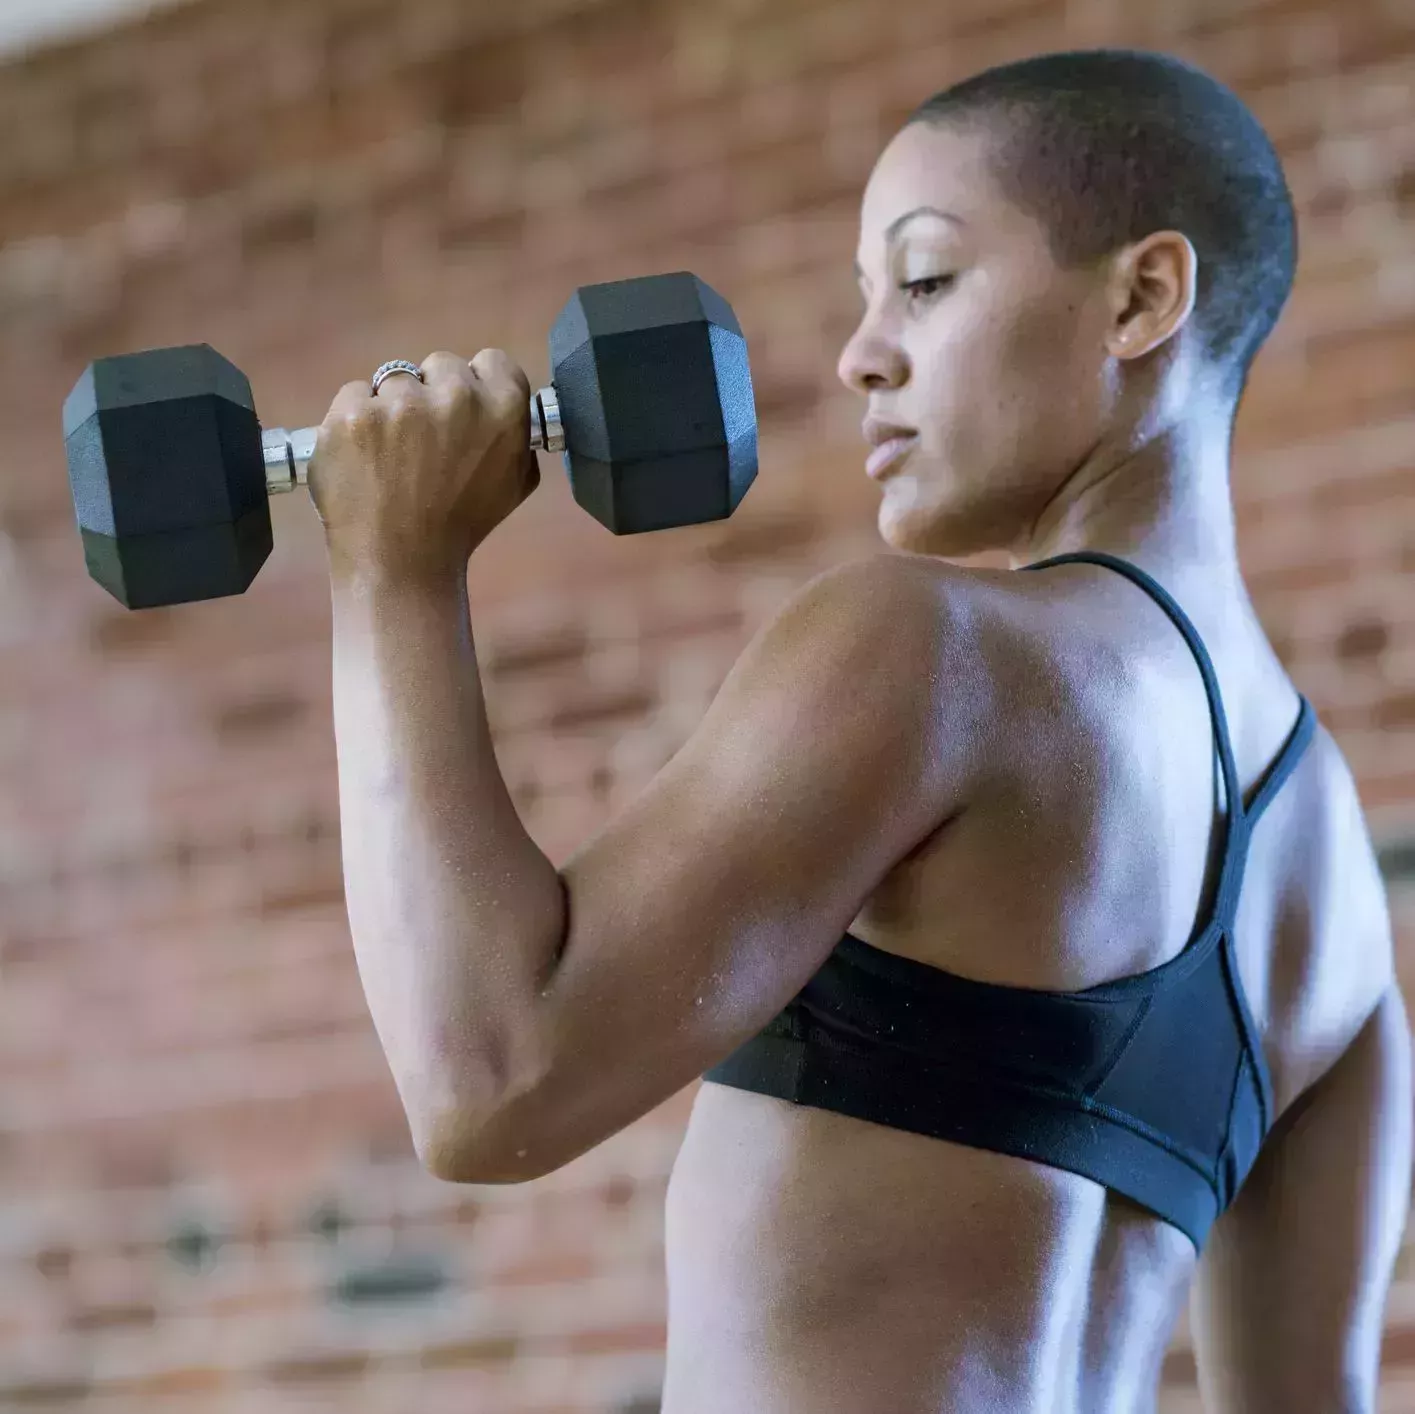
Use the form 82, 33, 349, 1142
371, 359, 425, 394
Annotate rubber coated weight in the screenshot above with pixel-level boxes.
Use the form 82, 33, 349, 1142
63, 345, 271, 610
549, 271, 757, 534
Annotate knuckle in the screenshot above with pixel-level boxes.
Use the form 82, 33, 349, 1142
440, 372, 474, 404
490, 382, 523, 424
339, 406, 383, 441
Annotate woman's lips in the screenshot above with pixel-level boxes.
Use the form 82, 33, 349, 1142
866, 435, 918, 480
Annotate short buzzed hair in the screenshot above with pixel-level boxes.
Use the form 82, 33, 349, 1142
906, 49, 1297, 403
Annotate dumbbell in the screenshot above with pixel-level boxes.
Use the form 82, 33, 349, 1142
62, 271, 759, 610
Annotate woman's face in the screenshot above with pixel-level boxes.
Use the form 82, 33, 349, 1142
838, 120, 1125, 561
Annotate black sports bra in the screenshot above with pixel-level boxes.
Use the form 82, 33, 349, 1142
703, 552, 1316, 1252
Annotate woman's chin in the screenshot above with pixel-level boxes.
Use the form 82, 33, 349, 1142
876, 489, 983, 559
877, 483, 944, 554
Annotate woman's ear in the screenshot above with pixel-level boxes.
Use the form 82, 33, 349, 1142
1106, 230, 1198, 362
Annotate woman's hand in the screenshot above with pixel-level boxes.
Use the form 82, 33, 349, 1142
309, 348, 541, 580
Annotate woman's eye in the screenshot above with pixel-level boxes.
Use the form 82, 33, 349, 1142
901, 276, 953, 302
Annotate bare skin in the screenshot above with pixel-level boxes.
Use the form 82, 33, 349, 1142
656, 120, 1406, 1413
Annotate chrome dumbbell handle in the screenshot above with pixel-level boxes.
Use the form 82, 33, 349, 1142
262, 386, 565, 495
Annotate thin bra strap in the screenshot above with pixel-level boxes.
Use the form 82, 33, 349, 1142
1242, 695, 1316, 828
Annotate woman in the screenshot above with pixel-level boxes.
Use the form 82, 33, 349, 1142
312, 48, 1411, 1414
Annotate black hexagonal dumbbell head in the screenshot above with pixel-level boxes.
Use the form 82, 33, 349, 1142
62, 345, 270, 610
551, 271, 757, 535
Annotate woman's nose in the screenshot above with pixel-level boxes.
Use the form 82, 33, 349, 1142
838, 326, 908, 394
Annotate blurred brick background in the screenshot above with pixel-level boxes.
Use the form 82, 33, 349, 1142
0, 0, 1412, 1409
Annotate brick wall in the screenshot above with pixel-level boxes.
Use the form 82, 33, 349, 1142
0, 0, 1412, 1409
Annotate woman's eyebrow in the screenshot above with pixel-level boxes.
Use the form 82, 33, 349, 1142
853, 207, 966, 280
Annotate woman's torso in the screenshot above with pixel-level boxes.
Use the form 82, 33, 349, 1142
660, 557, 1391, 1414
